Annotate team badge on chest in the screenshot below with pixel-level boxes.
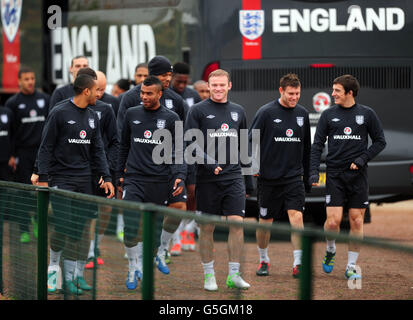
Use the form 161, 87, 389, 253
355, 115, 364, 125
157, 119, 166, 129
296, 117, 304, 127
231, 112, 239, 122
37, 99, 45, 108
1, 114, 8, 124
88, 118, 95, 129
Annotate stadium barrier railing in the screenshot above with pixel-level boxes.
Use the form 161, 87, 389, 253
1, 180, 413, 300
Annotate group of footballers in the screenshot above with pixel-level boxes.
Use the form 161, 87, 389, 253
0, 53, 386, 295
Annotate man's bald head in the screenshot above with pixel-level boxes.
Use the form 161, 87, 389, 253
96, 71, 107, 100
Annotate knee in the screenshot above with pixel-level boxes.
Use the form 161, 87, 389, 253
350, 215, 363, 230
168, 202, 187, 211
326, 218, 340, 230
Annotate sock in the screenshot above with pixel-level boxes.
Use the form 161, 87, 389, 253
157, 230, 174, 256
125, 245, 138, 273
75, 260, 86, 278
171, 229, 181, 246
228, 262, 240, 276
347, 251, 359, 268
185, 220, 197, 234
136, 242, 143, 271
49, 249, 62, 267
258, 247, 270, 263
88, 240, 95, 259
117, 214, 124, 233
202, 260, 214, 276
326, 240, 336, 253
293, 250, 302, 267
64, 259, 76, 282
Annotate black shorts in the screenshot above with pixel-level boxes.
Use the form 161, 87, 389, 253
186, 164, 196, 186
0, 162, 12, 181
122, 177, 169, 238
15, 148, 37, 184
49, 175, 95, 239
258, 180, 305, 220
325, 168, 369, 208
196, 178, 245, 217
168, 178, 187, 204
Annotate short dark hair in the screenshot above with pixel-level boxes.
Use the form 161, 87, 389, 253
173, 62, 190, 75
18, 66, 35, 78
71, 55, 88, 66
115, 79, 131, 91
73, 74, 96, 95
142, 75, 163, 91
280, 73, 301, 89
333, 74, 360, 97
76, 67, 97, 79
135, 63, 148, 72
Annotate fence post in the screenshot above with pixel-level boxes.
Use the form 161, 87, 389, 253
299, 234, 314, 300
37, 187, 49, 300
141, 210, 155, 300
0, 192, 5, 295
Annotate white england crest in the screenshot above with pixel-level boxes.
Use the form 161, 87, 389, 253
36, 99, 45, 109
157, 119, 166, 129
239, 10, 265, 40
231, 112, 239, 122
355, 115, 364, 125
296, 117, 304, 127
88, 118, 95, 129
1, 0, 23, 43
165, 99, 173, 109
1, 114, 8, 123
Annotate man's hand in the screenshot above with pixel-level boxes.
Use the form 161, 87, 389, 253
350, 163, 359, 170
172, 178, 184, 197
214, 166, 222, 175
31, 174, 39, 185
351, 157, 365, 170
309, 174, 320, 187
100, 181, 115, 198
8, 156, 16, 172
116, 177, 124, 194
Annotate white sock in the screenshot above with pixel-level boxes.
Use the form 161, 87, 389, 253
117, 214, 124, 233
75, 260, 86, 278
136, 242, 143, 271
293, 250, 302, 267
171, 229, 181, 246
202, 260, 214, 276
157, 230, 174, 256
87, 234, 104, 259
228, 262, 240, 276
49, 249, 62, 267
64, 259, 76, 282
258, 247, 270, 263
326, 240, 336, 253
125, 245, 138, 273
347, 251, 359, 268
185, 220, 197, 234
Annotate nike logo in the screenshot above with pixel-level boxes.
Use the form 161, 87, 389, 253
67, 120, 76, 124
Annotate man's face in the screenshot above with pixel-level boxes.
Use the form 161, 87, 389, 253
111, 85, 124, 97
156, 72, 172, 89
96, 77, 106, 100
135, 67, 148, 85
19, 72, 35, 95
86, 81, 99, 106
332, 83, 351, 105
279, 85, 301, 108
195, 82, 210, 100
208, 75, 231, 103
171, 73, 189, 94
140, 84, 162, 110
70, 57, 89, 82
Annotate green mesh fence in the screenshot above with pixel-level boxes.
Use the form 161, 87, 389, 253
1, 180, 413, 300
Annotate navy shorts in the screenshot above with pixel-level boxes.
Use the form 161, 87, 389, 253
122, 177, 169, 238
49, 175, 95, 239
325, 168, 369, 208
258, 180, 305, 220
168, 178, 188, 204
196, 178, 245, 217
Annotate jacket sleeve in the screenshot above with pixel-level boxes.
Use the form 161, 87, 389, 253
310, 111, 328, 175
104, 107, 119, 173
303, 113, 312, 192
91, 114, 112, 182
116, 109, 131, 181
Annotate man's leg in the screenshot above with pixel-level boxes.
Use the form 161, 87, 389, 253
287, 210, 304, 277
199, 222, 218, 291
322, 206, 343, 273
256, 217, 273, 276
345, 208, 365, 279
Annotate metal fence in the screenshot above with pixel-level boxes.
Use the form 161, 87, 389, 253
1, 180, 413, 300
